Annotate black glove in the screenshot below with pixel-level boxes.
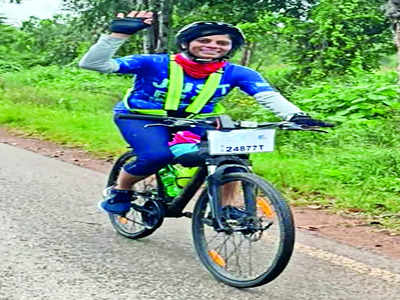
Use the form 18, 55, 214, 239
109, 17, 151, 35
289, 113, 334, 127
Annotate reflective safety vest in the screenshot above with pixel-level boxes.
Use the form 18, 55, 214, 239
123, 55, 225, 117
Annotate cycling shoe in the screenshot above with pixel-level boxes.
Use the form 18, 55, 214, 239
222, 205, 249, 220
98, 188, 133, 215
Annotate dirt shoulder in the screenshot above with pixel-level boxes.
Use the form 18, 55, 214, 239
1, 127, 399, 259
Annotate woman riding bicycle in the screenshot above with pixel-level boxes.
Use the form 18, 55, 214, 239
79, 10, 330, 215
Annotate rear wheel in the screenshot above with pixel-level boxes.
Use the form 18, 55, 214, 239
106, 151, 164, 239
192, 172, 295, 288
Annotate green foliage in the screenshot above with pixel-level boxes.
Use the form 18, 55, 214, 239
0, 99, 125, 156
175, 0, 318, 22
5, 0, 396, 83
1, 64, 399, 230
251, 116, 400, 230
62, 0, 140, 32
289, 69, 400, 121
225, 62, 400, 123
221, 90, 272, 122
1, 9, 140, 67
385, 0, 400, 22
1, 0, 399, 230
0, 23, 34, 71
1, 65, 399, 230
279, 0, 395, 80
0, 66, 131, 112
19, 16, 96, 66
0, 66, 131, 156
61, 0, 318, 56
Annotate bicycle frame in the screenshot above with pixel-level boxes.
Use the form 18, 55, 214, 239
113, 112, 327, 230
107, 113, 329, 288
161, 153, 252, 231
161, 165, 207, 218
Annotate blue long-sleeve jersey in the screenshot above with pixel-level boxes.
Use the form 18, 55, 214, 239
113, 54, 275, 114
79, 35, 303, 119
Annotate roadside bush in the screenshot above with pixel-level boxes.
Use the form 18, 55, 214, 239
225, 67, 399, 124
289, 69, 400, 122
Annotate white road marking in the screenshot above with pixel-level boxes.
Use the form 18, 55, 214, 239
296, 243, 400, 284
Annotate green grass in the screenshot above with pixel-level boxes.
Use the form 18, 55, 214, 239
249, 115, 400, 230
252, 131, 400, 208
1, 65, 399, 232
0, 66, 131, 157
0, 99, 126, 157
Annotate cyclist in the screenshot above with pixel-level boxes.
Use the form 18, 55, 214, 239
79, 10, 331, 215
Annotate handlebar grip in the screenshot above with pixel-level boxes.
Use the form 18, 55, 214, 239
218, 115, 236, 129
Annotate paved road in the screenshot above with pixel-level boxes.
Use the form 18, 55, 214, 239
1, 143, 399, 300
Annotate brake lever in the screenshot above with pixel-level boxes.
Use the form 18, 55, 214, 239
307, 128, 329, 133
279, 122, 329, 133
297, 124, 329, 133
173, 120, 197, 127
144, 119, 197, 128
144, 123, 172, 128
296, 126, 329, 133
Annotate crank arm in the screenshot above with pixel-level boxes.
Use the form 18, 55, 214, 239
119, 215, 148, 227
130, 203, 155, 214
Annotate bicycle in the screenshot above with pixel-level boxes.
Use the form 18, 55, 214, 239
104, 113, 327, 288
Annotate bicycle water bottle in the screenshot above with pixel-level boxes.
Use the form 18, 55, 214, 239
159, 165, 181, 198
175, 165, 198, 188
162, 130, 201, 195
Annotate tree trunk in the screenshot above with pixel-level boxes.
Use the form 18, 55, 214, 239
155, 0, 173, 53
395, 22, 400, 83
132, 0, 172, 53
136, 0, 158, 54
386, 0, 400, 82
240, 42, 256, 66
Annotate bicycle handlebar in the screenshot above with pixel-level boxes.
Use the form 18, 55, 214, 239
114, 113, 329, 133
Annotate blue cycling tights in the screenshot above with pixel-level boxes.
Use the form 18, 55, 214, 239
114, 116, 174, 176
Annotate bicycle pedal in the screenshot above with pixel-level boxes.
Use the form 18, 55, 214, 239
182, 211, 193, 218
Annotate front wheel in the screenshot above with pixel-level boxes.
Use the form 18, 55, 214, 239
192, 172, 295, 288
106, 151, 164, 239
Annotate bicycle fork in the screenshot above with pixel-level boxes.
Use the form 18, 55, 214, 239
206, 163, 255, 232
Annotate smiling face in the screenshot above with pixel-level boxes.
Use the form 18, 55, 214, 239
188, 34, 233, 59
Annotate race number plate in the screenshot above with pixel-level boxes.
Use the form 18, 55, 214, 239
207, 129, 276, 155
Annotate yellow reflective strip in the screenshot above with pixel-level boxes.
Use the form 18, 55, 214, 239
185, 71, 223, 114
123, 87, 166, 115
123, 87, 135, 111
128, 109, 167, 116
190, 103, 226, 118
164, 55, 183, 111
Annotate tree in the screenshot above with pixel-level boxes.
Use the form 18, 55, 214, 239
61, 0, 318, 57
385, 0, 400, 81
155, 0, 173, 53
173, 0, 319, 64
279, 0, 394, 80
18, 16, 89, 66
0, 21, 34, 71
175, 0, 319, 22
136, 0, 173, 53
61, 0, 172, 54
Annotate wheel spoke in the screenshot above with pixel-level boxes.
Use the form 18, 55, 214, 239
192, 172, 295, 287
106, 152, 163, 239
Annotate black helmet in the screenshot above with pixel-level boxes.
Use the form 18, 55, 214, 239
175, 21, 245, 58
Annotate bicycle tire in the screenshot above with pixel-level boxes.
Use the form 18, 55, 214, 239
106, 151, 163, 239
192, 172, 295, 288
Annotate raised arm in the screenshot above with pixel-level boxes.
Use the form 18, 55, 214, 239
78, 11, 153, 73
